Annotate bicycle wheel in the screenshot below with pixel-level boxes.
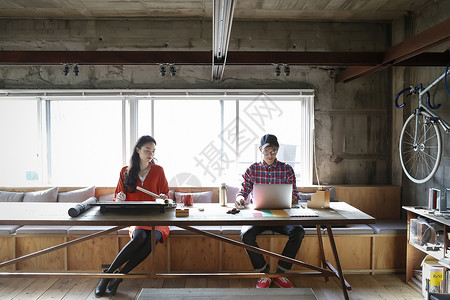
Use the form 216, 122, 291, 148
399, 110, 442, 183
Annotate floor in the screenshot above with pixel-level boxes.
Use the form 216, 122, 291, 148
0, 274, 422, 300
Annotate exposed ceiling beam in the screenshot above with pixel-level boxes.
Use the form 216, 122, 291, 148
337, 18, 450, 83
212, 0, 236, 81
0, 51, 447, 67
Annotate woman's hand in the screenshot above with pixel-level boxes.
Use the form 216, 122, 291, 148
115, 191, 126, 202
157, 193, 168, 200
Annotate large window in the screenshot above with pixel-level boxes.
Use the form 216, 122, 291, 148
49, 99, 123, 186
0, 90, 314, 187
0, 100, 40, 186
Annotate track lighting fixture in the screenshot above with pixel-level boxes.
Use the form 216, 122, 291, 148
274, 64, 281, 76
284, 64, 290, 76
63, 64, 70, 76
73, 64, 79, 76
169, 64, 176, 76
273, 63, 290, 77
159, 64, 166, 76
62, 63, 80, 77
159, 63, 176, 77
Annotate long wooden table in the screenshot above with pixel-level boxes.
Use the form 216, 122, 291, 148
0, 202, 375, 300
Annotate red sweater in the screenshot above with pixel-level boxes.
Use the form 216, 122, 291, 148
114, 164, 170, 242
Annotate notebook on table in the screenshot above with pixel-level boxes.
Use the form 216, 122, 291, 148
253, 183, 293, 210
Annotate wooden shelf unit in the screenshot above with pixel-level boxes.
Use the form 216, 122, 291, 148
404, 206, 450, 288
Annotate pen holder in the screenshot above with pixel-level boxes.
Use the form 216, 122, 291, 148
308, 190, 330, 209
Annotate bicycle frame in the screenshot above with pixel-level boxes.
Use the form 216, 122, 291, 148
416, 69, 450, 135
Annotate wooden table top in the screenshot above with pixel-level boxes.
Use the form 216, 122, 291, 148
0, 202, 375, 226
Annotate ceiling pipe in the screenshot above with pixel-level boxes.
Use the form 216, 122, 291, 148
212, 0, 237, 81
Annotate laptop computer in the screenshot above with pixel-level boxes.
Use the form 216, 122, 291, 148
253, 184, 293, 210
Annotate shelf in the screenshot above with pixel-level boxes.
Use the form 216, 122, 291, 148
439, 258, 450, 269
409, 241, 445, 260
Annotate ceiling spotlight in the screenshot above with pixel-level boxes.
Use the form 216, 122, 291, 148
159, 64, 166, 76
63, 64, 70, 76
169, 64, 176, 76
73, 64, 79, 76
284, 64, 290, 76
274, 64, 281, 76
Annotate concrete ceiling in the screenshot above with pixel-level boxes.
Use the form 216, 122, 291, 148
0, 0, 435, 21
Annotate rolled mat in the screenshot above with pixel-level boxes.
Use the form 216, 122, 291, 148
68, 196, 97, 217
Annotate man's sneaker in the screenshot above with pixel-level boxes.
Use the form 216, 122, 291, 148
273, 276, 293, 288
256, 277, 272, 288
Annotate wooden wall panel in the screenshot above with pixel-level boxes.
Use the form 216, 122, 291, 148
272, 236, 321, 271
169, 236, 220, 272
0, 237, 15, 271
67, 236, 118, 271
334, 186, 401, 219
373, 235, 406, 270
119, 236, 169, 272
221, 236, 270, 271
323, 236, 372, 270
15, 237, 65, 271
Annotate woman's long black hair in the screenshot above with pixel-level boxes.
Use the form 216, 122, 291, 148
124, 135, 157, 193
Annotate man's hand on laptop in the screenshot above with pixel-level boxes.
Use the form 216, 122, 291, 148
235, 195, 246, 208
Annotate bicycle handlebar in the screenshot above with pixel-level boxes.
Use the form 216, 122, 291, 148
395, 84, 435, 109
394, 87, 411, 108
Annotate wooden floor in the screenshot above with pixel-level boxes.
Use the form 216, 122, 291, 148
0, 274, 422, 300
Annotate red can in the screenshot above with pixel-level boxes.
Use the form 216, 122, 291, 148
181, 194, 194, 206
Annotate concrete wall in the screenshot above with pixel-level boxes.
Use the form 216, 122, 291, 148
0, 19, 393, 185
392, 0, 450, 208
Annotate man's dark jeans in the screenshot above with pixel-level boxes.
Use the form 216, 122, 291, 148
241, 225, 305, 272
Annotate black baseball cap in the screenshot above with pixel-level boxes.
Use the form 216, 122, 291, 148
260, 134, 279, 149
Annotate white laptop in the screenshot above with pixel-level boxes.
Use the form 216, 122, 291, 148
253, 184, 293, 210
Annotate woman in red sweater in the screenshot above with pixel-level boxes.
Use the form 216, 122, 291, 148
95, 135, 170, 297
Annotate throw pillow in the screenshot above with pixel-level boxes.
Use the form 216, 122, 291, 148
225, 185, 240, 203
23, 187, 59, 202
0, 191, 24, 202
57, 186, 95, 203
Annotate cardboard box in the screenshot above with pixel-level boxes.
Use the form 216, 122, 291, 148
308, 190, 330, 209
421, 255, 444, 298
176, 208, 189, 217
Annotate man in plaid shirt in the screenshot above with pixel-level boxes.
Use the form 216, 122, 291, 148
235, 134, 304, 289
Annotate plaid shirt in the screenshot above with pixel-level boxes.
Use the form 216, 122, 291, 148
237, 159, 300, 203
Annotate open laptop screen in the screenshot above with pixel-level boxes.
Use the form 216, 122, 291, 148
252, 184, 293, 210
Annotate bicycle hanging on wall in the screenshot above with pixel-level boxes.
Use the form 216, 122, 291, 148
395, 62, 450, 184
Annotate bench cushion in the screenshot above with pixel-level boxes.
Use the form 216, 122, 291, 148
67, 226, 117, 235
0, 191, 24, 202
23, 187, 58, 202
221, 226, 274, 235
368, 219, 407, 234
169, 226, 222, 235
57, 186, 95, 203
15, 225, 71, 234
327, 224, 374, 235
0, 225, 21, 235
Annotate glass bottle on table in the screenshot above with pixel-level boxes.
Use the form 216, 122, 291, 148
220, 183, 227, 206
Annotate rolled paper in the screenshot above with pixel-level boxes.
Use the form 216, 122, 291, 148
136, 186, 159, 198
68, 196, 97, 217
